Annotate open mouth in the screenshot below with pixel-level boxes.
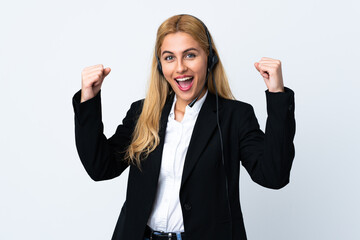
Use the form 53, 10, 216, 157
175, 76, 194, 91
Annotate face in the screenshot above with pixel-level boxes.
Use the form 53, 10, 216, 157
160, 32, 208, 107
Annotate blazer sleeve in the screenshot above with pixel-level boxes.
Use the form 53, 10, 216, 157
239, 86, 296, 189
72, 89, 142, 181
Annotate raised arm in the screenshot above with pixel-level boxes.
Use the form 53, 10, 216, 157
72, 64, 142, 181
240, 57, 295, 189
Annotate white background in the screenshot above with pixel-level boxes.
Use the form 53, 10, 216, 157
1, 0, 359, 239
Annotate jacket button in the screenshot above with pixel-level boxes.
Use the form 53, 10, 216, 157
184, 203, 191, 211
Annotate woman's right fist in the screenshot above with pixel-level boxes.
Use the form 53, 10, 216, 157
81, 64, 111, 103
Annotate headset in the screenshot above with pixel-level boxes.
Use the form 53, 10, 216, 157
156, 14, 232, 221
156, 15, 219, 82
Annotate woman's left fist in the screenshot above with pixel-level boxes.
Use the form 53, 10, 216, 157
254, 57, 284, 92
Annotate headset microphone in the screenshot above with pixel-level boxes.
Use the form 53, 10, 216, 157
188, 77, 207, 108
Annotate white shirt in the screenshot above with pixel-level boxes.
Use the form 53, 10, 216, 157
147, 90, 208, 232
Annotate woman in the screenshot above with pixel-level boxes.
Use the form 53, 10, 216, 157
72, 14, 295, 240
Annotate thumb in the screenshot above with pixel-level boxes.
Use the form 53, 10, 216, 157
103, 67, 111, 78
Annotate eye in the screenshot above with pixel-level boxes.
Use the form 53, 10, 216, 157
164, 55, 174, 61
186, 53, 196, 59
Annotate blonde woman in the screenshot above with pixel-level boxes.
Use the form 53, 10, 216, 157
72, 14, 295, 240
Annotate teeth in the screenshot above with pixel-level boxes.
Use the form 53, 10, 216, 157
176, 77, 193, 81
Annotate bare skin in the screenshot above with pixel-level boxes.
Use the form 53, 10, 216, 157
80, 64, 111, 103
254, 57, 285, 93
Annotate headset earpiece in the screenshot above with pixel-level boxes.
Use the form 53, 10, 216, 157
208, 52, 218, 72
156, 55, 163, 76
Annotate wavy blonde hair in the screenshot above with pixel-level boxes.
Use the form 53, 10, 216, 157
124, 14, 234, 171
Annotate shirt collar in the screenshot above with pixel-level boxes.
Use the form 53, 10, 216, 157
169, 90, 208, 119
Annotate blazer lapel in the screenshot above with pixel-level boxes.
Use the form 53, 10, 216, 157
145, 93, 174, 181
180, 92, 222, 190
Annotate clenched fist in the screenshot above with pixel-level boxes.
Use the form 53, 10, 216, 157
81, 64, 111, 103
254, 57, 284, 93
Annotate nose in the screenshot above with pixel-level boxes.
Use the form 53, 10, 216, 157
176, 59, 187, 73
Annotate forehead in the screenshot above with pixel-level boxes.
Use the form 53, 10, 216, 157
161, 32, 202, 53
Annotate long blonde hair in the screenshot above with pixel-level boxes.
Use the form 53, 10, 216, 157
124, 14, 234, 170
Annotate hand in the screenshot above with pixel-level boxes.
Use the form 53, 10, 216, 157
254, 57, 284, 92
81, 64, 111, 103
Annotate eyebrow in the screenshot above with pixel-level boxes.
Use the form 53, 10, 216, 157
161, 48, 199, 56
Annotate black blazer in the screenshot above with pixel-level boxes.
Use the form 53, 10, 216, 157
72, 87, 295, 240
